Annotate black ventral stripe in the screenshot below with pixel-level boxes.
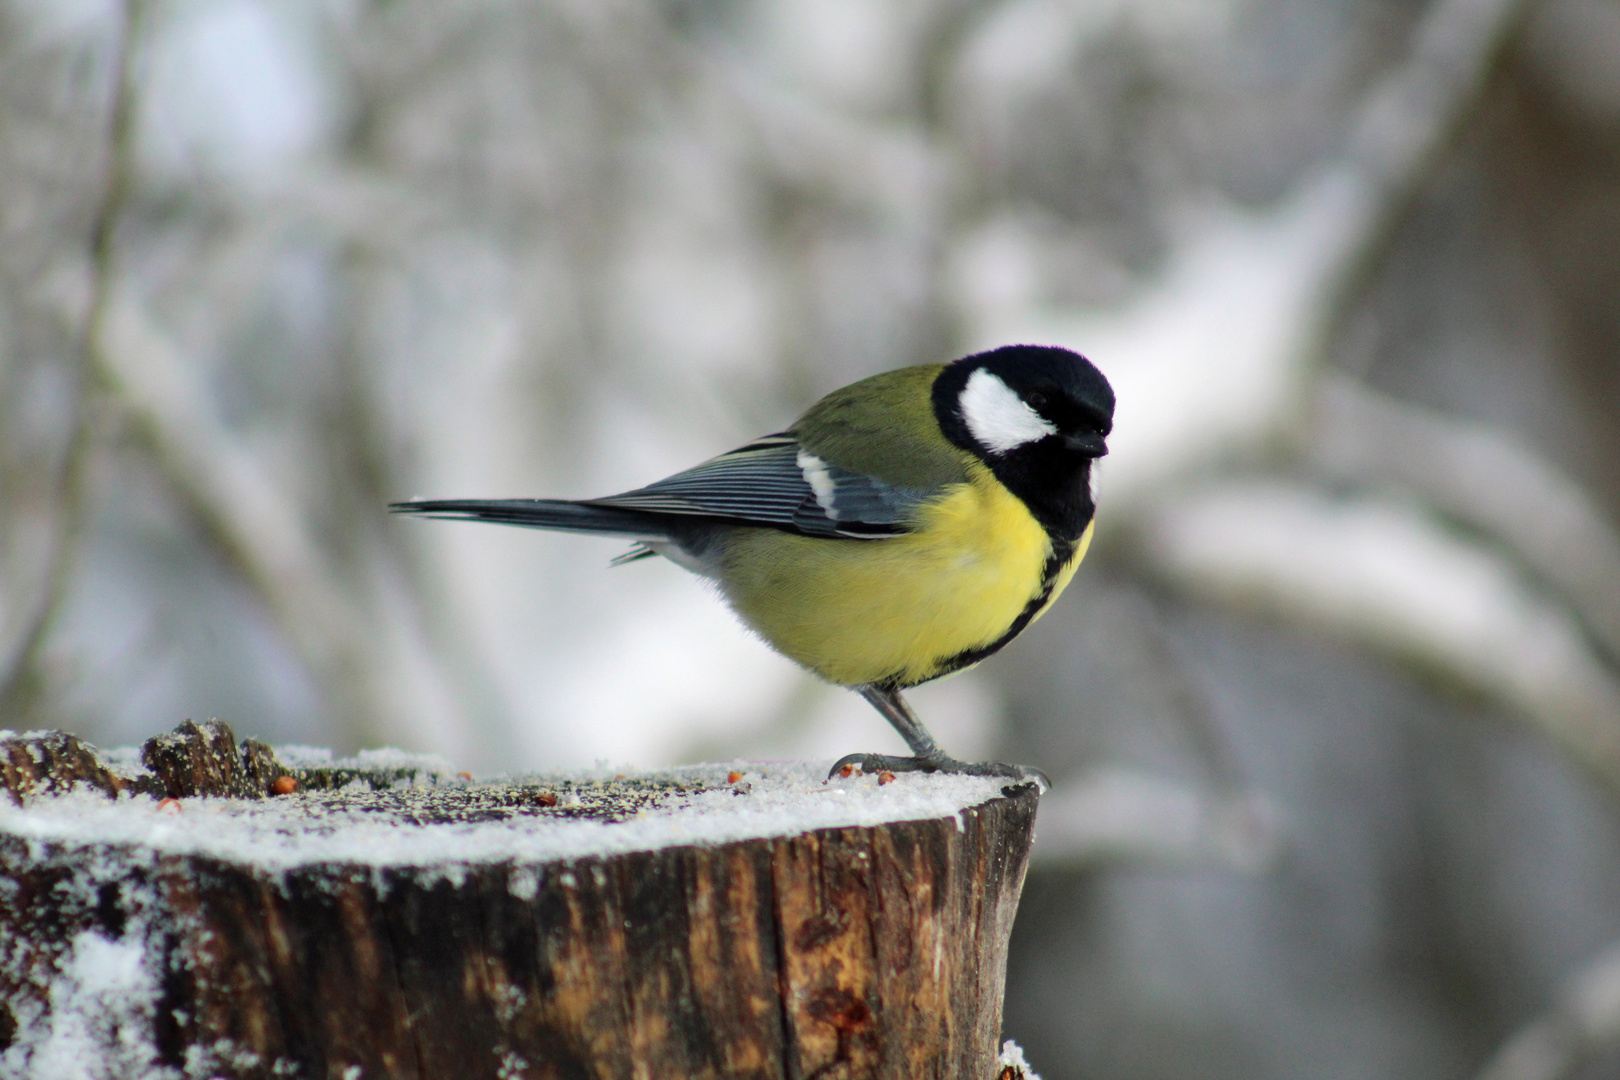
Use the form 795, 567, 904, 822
879, 535, 1078, 690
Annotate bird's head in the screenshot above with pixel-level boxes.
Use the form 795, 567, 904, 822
932, 344, 1114, 539
934, 344, 1113, 460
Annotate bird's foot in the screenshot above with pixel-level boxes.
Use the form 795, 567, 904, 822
827, 752, 1049, 791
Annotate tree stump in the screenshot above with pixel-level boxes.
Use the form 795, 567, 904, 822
0, 721, 1039, 1079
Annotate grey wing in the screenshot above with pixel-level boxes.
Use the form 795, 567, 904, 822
585, 434, 933, 539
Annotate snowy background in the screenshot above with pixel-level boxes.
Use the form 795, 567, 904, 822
3, 0, 1620, 1077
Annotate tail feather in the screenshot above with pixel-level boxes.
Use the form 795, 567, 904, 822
389, 498, 673, 540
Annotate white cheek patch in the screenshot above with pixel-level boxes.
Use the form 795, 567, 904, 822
960, 368, 1057, 453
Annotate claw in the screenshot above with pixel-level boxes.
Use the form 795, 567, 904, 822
1017, 765, 1052, 792
826, 753, 1050, 791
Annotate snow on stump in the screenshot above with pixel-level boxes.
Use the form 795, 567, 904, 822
0, 720, 1040, 1079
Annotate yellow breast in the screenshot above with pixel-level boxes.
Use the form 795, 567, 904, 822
717, 463, 1093, 687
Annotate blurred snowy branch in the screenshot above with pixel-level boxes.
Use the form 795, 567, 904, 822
1313, 375, 1620, 666
965, 0, 1544, 505
1031, 767, 1283, 871
0, 0, 142, 715
958, 0, 1620, 793
5, 0, 1620, 1072
1, 0, 1615, 799
98, 293, 393, 749
1475, 940, 1620, 1080
1139, 481, 1620, 789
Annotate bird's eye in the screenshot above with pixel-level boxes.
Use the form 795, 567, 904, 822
1026, 391, 1047, 409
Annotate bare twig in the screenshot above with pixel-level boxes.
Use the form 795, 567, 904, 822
1302, 0, 1546, 360
97, 294, 389, 752
93, 264, 497, 760
0, 0, 143, 716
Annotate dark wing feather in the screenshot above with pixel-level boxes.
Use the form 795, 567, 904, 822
389, 498, 673, 537
585, 434, 932, 539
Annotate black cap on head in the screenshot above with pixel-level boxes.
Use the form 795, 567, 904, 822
977, 344, 1113, 427
933, 344, 1114, 455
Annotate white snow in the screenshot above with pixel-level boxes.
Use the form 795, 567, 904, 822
3, 929, 174, 1080
0, 752, 1024, 1077
998, 1038, 1042, 1080
0, 758, 1015, 878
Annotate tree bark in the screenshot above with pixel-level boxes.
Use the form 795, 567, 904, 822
0, 721, 1038, 1079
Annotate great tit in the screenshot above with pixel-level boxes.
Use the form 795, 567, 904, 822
392, 344, 1113, 783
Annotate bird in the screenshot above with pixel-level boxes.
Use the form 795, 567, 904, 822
391, 343, 1113, 784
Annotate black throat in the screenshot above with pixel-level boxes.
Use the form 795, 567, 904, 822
983, 439, 1097, 544
931, 369, 1099, 546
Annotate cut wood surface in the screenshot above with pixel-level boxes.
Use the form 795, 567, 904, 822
0, 721, 1040, 1079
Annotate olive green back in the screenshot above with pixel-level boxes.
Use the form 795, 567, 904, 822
789, 364, 972, 489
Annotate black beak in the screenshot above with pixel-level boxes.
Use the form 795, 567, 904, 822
1064, 431, 1109, 457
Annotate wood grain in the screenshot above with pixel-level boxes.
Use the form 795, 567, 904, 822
0, 722, 1037, 1078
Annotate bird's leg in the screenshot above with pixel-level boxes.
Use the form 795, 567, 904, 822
860, 684, 946, 759
828, 684, 1050, 789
